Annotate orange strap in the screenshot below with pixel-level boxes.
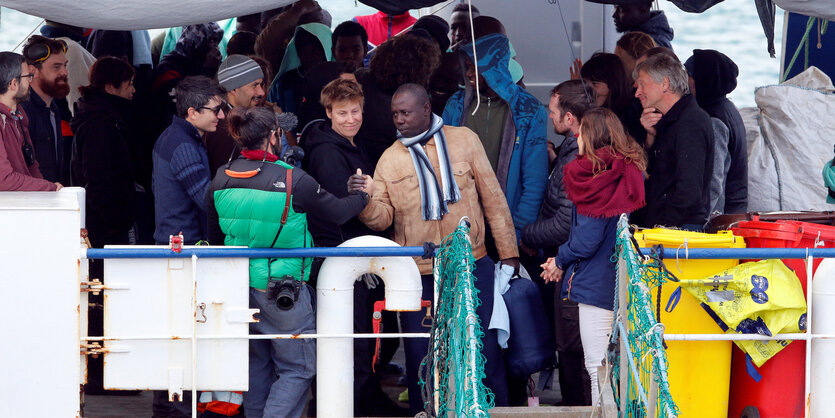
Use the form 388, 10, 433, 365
224, 168, 259, 178
281, 168, 292, 225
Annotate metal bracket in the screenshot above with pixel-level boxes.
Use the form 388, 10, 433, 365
80, 279, 130, 295
168, 367, 184, 402
80, 342, 129, 357
196, 303, 207, 323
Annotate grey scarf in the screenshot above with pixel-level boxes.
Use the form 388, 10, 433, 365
398, 114, 461, 220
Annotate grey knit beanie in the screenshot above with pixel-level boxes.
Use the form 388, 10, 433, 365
217, 54, 264, 91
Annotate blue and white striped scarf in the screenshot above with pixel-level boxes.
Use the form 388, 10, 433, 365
398, 114, 461, 220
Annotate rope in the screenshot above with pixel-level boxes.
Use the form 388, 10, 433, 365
419, 223, 493, 417
610, 215, 679, 417
781, 16, 817, 82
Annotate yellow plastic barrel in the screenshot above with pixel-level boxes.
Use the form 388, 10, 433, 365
633, 229, 746, 418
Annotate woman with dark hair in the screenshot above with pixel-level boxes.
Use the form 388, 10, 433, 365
207, 105, 370, 418
71, 56, 137, 248
541, 108, 646, 406
614, 31, 656, 79
580, 52, 646, 143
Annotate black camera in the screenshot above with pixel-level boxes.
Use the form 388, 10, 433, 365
21, 142, 35, 167
266, 275, 302, 310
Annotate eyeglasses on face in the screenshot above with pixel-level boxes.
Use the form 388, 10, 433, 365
24, 39, 68, 64
17, 73, 34, 82
198, 102, 230, 116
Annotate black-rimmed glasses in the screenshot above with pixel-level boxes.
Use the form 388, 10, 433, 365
17, 73, 34, 82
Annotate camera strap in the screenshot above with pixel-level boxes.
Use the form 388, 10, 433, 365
267, 167, 293, 277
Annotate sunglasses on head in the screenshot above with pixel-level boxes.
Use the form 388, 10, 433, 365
199, 102, 230, 116
25, 39, 68, 64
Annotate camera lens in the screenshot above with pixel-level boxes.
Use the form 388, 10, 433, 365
276, 288, 295, 310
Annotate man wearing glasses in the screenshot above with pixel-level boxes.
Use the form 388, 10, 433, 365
0, 51, 61, 191
150, 75, 227, 414
151, 75, 227, 248
20, 35, 73, 186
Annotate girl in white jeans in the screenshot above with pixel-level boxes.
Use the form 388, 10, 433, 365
541, 108, 646, 405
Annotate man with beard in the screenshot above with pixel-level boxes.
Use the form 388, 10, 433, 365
21, 35, 73, 185
0, 51, 62, 191
205, 54, 267, 176
521, 79, 596, 406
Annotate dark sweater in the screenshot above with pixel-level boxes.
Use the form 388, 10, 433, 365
354, 70, 397, 173
20, 89, 72, 184
152, 116, 211, 244
301, 120, 381, 247
635, 94, 714, 228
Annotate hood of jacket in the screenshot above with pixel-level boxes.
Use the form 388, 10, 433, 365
275, 23, 333, 83
636, 10, 674, 48
70, 90, 132, 133
684, 49, 739, 107
460, 33, 516, 107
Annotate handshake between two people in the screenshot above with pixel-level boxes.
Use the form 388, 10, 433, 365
347, 169, 374, 196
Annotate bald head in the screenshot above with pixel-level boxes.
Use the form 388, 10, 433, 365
394, 83, 431, 106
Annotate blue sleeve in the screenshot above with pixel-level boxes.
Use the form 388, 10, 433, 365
512, 106, 549, 231
442, 91, 465, 126
171, 143, 210, 211
556, 213, 609, 270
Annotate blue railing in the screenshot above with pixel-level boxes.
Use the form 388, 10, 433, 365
85, 246, 430, 259
636, 247, 835, 259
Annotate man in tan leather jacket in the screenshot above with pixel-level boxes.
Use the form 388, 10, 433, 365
351, 83, 518, 412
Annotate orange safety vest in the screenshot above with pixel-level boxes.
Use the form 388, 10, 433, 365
197, 391, 243, 416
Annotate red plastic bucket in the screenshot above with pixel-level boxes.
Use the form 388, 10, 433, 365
728, 219, 835, 417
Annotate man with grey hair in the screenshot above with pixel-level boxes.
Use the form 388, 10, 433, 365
633, 53, 714, 230
0, 51, 61, 191
206, 54, 266, 176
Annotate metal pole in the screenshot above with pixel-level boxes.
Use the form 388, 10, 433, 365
805, 255, 813, 418
85, 246, 430, 259
82, 332, 433, 341
191, 255, 198, 418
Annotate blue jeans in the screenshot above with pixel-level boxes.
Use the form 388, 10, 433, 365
244, 285, 316, 418
400, 256, 509, 414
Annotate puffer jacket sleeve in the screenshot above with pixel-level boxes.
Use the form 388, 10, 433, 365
521, 139, 576, 249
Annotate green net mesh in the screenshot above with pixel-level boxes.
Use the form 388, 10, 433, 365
419, 222, 494, 417
610, 216, 680, 417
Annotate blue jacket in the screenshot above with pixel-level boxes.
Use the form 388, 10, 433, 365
556, 208, 619, 310
152, 116, 211, 244
442, 33, 548, 235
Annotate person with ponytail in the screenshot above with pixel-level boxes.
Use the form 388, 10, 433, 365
540, 107, 646, 405
206, 105, 371, 418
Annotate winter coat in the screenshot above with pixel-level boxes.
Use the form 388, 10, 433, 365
0, 105, 56, 191
208, 156, 368, 289
556, 208, 619, 310
634, 11, 675, 49
443, 33, 549, 235
521, 136, 577, 252
359, 125, 519, 275
20, 90, 73, 184
300, 120, 381, 247
204, 119, 238, 179
635, 94, 714, 228
70, 91, 136, 246
686, 49, 748, 214
151, 116, 211, 245
354, 69, 397, 173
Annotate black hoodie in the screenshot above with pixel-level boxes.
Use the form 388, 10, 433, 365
301, 120, 380, 247
685, 49, 748, 213
70, 90, 136, 246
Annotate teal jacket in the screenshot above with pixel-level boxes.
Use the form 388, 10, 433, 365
207, 156, 367, 289
442, 34, 548, 235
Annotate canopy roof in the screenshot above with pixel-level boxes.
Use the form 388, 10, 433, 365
0, 0, 445, 30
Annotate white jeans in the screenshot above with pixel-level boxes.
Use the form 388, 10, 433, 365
578, 303, 614, 405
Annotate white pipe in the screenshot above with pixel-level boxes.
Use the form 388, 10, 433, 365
191, 255, 198, 418
81, 332, 431, 341
316, 236, 422, 418
663, 333, 820, 341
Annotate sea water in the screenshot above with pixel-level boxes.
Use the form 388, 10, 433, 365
1, 3, 782, 107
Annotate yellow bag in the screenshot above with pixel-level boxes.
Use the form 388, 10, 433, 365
671, 259, 807, 367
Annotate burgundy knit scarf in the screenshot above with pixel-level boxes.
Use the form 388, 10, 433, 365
563, 147, 646, 218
